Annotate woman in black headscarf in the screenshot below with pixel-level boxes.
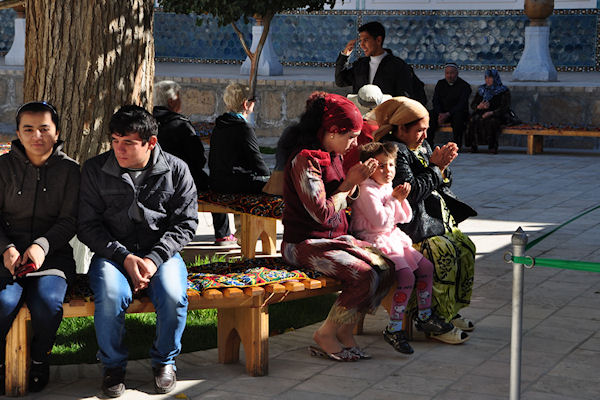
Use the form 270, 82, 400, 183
466, 69, 511, 154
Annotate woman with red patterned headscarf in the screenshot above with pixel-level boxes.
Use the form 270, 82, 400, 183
279, 92, 395, 362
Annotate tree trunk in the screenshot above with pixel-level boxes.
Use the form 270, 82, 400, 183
23, 0, 155, 163
248, 12, 273, 100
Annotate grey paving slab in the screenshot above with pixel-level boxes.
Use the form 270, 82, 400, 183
529, 375, 600, 400
354, 388, 432, 399
373, 374, 453, 396
294, 374, 373, 397
545, 349, 600, 383
434, 390, 506, 400
213, 375, 302, 397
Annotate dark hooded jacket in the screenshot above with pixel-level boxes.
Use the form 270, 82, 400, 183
0, 140, 79, 280
153, 106, 209, 190
208, 112, 269, 193
380, 136, 477, 243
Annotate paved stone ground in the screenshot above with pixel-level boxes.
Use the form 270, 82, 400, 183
13, 149, 600, 399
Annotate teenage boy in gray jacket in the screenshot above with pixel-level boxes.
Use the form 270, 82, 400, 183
78, 105, 198, 398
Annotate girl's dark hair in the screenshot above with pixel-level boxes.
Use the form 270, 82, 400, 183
359, 142, 397, 162
276, 92, 327, 169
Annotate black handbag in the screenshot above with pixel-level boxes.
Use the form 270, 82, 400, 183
505, 109, 522, 126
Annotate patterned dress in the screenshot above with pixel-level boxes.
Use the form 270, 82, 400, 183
281, 149, 394, 324
410, 149, 476, 321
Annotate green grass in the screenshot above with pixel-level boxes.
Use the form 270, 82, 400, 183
259, 146, 276, 154
50, 294, 336, 365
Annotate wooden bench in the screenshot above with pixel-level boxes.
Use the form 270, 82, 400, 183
4, 272, 342, 396
437, 124, 600, 155
197, 192, 283, 259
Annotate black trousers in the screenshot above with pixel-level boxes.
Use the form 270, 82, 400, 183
427, 110, 469, 148
212, 213, 230, 239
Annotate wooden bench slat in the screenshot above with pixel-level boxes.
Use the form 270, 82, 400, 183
437, 124, 600, 155
203, 289, 224, 300
222, 288, 244, 298
264, 283, 286, 293
283, 281, 305, 292
302, 279, 322, 289
243, 286, 265, 297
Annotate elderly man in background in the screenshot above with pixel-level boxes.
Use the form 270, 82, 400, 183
153, 81, 235, 246
427, 63, 472, 149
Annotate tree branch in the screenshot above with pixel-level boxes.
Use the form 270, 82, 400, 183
0, 0, 25, 11
231, 21, 252, 59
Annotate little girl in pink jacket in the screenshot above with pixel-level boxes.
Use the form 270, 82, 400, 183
350, 142, 452, 354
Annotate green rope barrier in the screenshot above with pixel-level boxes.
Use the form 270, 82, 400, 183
512, 256, 600, 273
507, 204, 600, 272
525, 204, 600, 251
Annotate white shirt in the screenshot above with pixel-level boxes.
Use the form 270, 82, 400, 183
369, 53, 387, 84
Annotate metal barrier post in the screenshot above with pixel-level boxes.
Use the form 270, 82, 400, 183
510, 227, 528, 400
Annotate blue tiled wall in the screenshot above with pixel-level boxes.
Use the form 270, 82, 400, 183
2, 8, 598, 70
155, 10, 600, 70
0, 9, 15, 53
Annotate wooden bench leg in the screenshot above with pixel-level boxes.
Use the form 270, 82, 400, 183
259, 219, 277, 255
240, 214, 277, 258
217, 305, 269, 376
527, 135, 543, 155
5, 306, 30, 396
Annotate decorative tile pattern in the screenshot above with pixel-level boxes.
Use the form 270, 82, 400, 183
0, 9, 15, 54
1, 8, 599, 71
153, 9, 600, 71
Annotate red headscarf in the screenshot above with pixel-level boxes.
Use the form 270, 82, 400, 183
317, 93, 363, 142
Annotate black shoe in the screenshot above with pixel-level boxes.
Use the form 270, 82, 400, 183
102, 367, 126, 398
415, 313, 453, 335
153, 364, 176, 394
29, 361, 50, 392
383, 328, 414, 354
0, 363, 5, 396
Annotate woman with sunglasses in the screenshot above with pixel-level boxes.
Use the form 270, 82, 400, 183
0, 102, 80, 393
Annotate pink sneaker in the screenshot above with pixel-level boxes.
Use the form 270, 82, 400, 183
214, 234, 237, 246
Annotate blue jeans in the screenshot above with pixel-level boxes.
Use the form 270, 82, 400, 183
0, 275, 68, 363
88, 253, 188, 370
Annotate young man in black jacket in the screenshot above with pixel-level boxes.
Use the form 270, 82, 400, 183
78, 105, 198, 397
335, 21, 426, 105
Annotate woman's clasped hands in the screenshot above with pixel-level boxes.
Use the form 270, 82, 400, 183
430, 142, 458, 172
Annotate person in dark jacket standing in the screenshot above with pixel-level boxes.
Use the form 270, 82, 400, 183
335, 21, 426, 105
0, 101, 80, 394
427, 63, 472, 148
78, 105, 198, 398
208, 82, 270, 193
153, 80, 234, 246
